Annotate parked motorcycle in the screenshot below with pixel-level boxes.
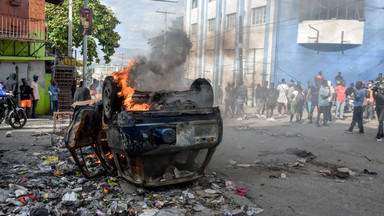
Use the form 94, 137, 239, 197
0, 93, 27, 129
344, 94, 354, 113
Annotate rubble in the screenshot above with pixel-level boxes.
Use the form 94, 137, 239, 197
0, 142, 264, 215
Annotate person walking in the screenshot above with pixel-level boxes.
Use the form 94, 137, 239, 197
345, 81, 365, 134
327, 80, 335, 122
309, 82, 320, 124
255, 83, 262, 117
305, 81, 313, 120
19, 78, 32, 118
31, 75, 40, 118
334, 80, 347, 119
289, 85, 304, 123
373, 81, 384, 141
48, 79, 60, 117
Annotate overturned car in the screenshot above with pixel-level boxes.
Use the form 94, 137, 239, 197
65, 63, 223, 186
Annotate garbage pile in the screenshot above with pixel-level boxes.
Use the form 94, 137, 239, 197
0, 134, 264, 216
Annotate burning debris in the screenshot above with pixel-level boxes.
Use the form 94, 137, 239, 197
65, 59, 222, 186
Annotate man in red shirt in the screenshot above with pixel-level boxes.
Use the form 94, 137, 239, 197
334, 80, 347, 119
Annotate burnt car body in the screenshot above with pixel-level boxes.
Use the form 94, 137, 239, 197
65, 77, 223, 186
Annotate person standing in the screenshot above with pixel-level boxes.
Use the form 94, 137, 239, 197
289, 85, 304, 123
334, 72, 343, 86
3, 73, 17, 93
375, 73, 383, 86
317, 80, 330, 127
20, 78, 32, 118
30, 75, 40, 118
309, 82, 320, 124
364, 80, 375, 120
305, 81, 313, 120
277, 79, 288, 115
255, 83, 262, 117
259, 81, 269, 116
48, 79, 60, 117
224, 83, 233, 118
235, 81, 248, 119
334, 80, 347, 119
266, 83, 279, 121
345, 81, 365, 134
216, 85, 223, 105
373, 81, 384, 141
327, 80, 335, 122
71, 80, 77, 99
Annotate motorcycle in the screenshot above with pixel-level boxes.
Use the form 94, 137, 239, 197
0, 92, 27, 129
344, 94, 354, 113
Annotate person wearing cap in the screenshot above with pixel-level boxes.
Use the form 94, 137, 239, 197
48, 79, 60, 117
31, 75, 40, 118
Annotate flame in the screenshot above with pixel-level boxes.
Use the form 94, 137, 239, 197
103, 187, 109, 194
89, 154, 97, 158
110, 58, 150, 111
105, 152, 113, 160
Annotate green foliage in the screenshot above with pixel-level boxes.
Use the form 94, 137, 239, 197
46, 0, 121, 64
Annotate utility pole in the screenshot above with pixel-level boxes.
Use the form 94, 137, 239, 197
155, 10, 175, 52
238, 16, 244, 85
83, 0, 88, 86
68, 0, 73, 57
118, 53, 125, 69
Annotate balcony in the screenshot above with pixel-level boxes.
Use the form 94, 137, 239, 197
0, 13, 48, 43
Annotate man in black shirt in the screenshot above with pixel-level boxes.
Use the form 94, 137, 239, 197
334, 72, 343, 86
20, 78, 32, 118
373, 81, 384, 141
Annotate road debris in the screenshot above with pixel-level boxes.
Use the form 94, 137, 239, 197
363, 169, 378, 175
0, 142, 264, 215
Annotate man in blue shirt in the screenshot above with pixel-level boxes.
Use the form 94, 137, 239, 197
345, 81, 365, 134
48, 79, 60, 117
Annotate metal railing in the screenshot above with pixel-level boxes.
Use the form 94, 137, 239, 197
0, 13, 48, 42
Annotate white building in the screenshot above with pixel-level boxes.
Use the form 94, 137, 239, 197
93, 65, 121, 81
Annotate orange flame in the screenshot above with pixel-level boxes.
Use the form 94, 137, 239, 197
103, 187, 109, 194
105, 152, 113, 160
110, 58, 150, 111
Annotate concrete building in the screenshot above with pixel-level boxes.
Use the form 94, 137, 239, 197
185, 0, 382, 94
93, 65, 121, 81
0, 0, 63, 114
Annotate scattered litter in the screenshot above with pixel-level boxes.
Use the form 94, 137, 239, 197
235, 187, 251, 196
32, 131, 49, 136
43, 157, 59, 165
335, 179, 345, 183
225, 181, 233, 187
318, 170, 331, 175
246, 207, 264, 215
297, 158, 307, 163
363, 169, 377, 175
5, 131, 12, 137
280, 173, 287, 178
337, 168, 356, 177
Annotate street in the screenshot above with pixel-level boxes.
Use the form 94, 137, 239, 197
1, 109, 384, 215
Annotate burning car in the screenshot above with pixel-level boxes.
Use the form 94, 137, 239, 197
65, 59, 223, 186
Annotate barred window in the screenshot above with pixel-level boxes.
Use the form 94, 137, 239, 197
226, 13, 236, 29
191, 24, 198, 35
208, 18, 215, 32
252, 6, 266, 25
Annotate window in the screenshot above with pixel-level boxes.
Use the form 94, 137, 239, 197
252, 7, 266, 25
191, 24, 197, 35
192, 0, 198, 9
208, 18, 215, 32
226, 13, 236, 29
209, 0, 216, 2
299, 0, 366, 21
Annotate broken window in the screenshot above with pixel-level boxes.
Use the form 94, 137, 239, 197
299, 0, 366, 21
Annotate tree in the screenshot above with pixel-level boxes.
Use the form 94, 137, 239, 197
46, 0, 121, 64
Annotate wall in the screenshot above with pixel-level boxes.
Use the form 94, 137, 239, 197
0, 61, 50, 114
274, 0, 384, 85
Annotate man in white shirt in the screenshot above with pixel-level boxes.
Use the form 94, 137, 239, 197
277, 79, 288, 115
30, 75, 40, 118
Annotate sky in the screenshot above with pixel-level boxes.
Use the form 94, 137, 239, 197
99, 0, 186, 65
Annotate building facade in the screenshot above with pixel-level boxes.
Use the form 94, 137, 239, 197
0, 0, 62, 114
185, 0, 382, 94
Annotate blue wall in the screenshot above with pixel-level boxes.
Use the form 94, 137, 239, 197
274, 0, 384, 86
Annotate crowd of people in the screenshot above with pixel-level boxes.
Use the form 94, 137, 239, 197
224, 71, 384, 142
